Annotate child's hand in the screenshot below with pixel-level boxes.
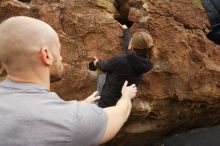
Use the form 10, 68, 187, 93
93, 56, 99, 66
121, 24, 128, 29
116, 22, 128, 30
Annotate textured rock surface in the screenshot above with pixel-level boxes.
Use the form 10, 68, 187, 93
0, 0, 220, 145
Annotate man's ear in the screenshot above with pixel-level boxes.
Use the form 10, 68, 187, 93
39, 48, 53, 66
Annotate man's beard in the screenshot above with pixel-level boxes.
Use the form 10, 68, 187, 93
50, 56, 64, 83
50, 74, 62, 83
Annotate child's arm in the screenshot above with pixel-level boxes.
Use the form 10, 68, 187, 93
117, 23, 132, 53
94, 56, 118, 73
123, 28, 132, 52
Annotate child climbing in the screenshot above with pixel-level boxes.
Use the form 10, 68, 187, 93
92, 23, 159, 108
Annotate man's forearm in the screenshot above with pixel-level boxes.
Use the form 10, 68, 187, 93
101, 97, 132, 144
116, 96, 132, 122
104, 97, 132, 124
100, 81, 136, 144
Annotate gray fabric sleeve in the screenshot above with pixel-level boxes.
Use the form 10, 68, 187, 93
72, 103, 108, 146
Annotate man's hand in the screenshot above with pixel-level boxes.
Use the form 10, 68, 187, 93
83, 91, 100, 103
121, 81, 137, 100
93, 56, 99, 66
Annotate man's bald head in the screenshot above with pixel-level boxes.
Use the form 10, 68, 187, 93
0, 16, 60, 70
0, 16, 63, 83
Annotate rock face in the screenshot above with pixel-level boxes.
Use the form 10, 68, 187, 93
0, 0, 220, 145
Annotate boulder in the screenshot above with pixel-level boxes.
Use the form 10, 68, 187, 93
0, 0, 220, 145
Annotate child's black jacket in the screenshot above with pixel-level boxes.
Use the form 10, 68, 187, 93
96, 29, 153, 108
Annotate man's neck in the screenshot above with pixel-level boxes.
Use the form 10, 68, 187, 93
7, 71, 50, 90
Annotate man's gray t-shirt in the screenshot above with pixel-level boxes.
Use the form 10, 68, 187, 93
0, 79, 108, 146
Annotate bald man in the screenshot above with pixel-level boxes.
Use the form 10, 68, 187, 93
0, 16, 137, 146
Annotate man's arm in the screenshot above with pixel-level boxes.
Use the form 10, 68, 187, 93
72, 81, 136, 145
99, 81, 137, 144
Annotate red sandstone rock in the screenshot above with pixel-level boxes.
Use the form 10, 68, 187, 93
0, 0, 220, 145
